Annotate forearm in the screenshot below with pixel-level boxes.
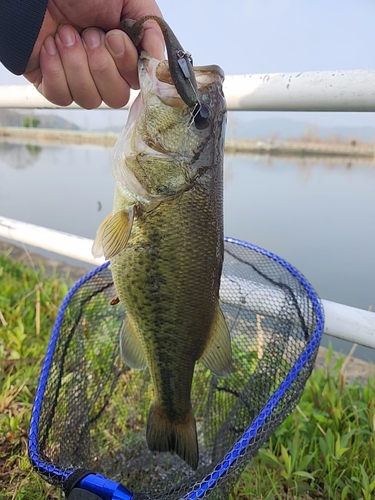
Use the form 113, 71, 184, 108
0, 0, 49, 74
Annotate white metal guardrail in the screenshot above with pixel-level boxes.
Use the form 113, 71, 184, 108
1, 69, 375, 111
0, 216, 374, 349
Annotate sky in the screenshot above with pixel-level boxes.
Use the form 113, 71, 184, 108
1, 0, 375, 130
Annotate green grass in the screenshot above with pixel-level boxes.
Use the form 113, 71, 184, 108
0, 250, 68, 499
1, 251, 375, 499
231, 347, 375, 499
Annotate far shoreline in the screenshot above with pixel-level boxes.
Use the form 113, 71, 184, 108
1, 126, 375, 162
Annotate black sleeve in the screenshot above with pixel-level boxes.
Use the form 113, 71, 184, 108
0, 0, 49, 75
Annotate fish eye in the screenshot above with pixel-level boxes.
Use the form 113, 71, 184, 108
194, 105, 210, 129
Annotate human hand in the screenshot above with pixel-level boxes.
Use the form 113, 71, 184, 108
23, 0, 165, 109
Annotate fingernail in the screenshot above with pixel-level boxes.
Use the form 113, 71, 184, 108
82, 28, 102, 49
44, 36, 57, 56
106, 33, 125, 56
58, 25, 75, 47
156, 41, 165, 61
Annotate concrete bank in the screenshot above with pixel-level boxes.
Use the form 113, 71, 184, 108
1, 240, 374, 385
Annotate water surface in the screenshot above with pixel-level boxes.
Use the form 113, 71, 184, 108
1, 142, 374, 359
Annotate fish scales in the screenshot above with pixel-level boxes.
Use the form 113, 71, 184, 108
93, 53, 230, 470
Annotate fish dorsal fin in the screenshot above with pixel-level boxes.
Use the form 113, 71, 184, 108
200, 304, 232, 376
101, 208, 134, 259
92, 214, 112, 258
120, 316, 147, 370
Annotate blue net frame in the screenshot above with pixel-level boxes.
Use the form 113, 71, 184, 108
28, 237, 324, 500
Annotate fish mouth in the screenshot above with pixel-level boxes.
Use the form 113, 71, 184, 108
138, 51, 225, 109
123, 54, 226, 144
138, 52, 185, 108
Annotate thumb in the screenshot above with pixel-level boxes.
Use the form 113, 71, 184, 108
141, 19, 165, 60
121, 1, 165, 60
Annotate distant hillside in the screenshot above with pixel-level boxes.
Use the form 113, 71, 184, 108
2, 108, 375, 142
0, 109, 79, 130
226, 115, 375, 142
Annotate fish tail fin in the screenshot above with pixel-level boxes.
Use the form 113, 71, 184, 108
146, 402, 199, 470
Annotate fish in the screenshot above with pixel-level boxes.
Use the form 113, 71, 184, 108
93, 22, 230, 470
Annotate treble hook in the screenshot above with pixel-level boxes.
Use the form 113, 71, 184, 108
121, 16, 201, 110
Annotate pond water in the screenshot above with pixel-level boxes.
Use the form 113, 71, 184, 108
1, 142, 374, 360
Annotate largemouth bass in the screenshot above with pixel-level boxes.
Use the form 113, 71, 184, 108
93, 31, 230, 470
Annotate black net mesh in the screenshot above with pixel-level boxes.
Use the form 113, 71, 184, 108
29, 239, 324, 499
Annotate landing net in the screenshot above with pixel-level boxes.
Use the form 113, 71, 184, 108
29, 238, 324, 499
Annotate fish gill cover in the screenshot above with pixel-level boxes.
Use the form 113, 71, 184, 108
28, 238, 324, 500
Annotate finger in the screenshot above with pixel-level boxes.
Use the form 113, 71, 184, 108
55, 25, 102, 109
37, 36, 73, 106
82, 28, 133, 108
122, 1, 165, 60
140, 20, 165, 61
105, 30, 139, 91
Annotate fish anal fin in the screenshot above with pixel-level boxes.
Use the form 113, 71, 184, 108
102, 207, 134, 259
200, 304, 232, 376
146, 402, 198, 470
92, 214, 112, 258
120, 316, 147, 370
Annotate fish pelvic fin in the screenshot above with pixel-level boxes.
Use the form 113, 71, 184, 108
200, 303, 232, 376
120, 316, 147, 370
92, 208, 134, 260
146, 402, 199, 470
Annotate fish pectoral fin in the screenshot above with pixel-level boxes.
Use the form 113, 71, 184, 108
102, 207, 134, 259
92, 214, 112, 258
200, 304, 232, 376
120, 316, 147, 370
